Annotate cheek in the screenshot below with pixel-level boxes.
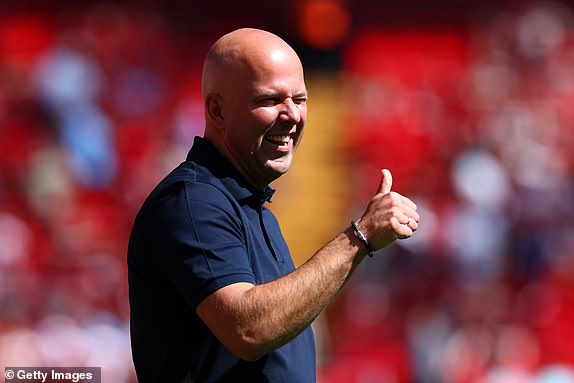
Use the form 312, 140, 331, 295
228, 113, 264, 140
239, 109, 274, 132
254, 109, 278, 127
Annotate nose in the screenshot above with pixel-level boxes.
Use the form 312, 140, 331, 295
280, 99, 302, 124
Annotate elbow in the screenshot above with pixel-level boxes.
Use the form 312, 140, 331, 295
224, 330, 274, 362
196, 283, 282, 361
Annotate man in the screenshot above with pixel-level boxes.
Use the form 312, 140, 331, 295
128, 28, 419, 382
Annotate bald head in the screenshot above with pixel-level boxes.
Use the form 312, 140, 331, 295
201, 28, 302, 98
199, 28, 307, 190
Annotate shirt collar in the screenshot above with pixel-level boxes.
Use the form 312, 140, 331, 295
186, 136, 275, 205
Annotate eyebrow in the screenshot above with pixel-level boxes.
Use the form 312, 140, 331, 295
253, 90, 308, 99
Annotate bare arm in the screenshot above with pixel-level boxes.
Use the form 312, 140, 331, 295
196, 169, 419, 361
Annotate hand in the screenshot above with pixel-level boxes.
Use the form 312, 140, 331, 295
356, 169, 419, 251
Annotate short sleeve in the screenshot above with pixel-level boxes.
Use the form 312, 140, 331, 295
149, 181, 256, 309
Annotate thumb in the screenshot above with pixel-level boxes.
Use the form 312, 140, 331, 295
376, 169, 393, 195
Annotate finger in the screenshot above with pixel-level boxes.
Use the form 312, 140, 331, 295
400, 213, 412, 226
376, 168, 393, 195
388, 194, 419, 222
389, 192, 418, 218
402, 211, 420, 227
403, 214, 418, 231
392, 192, 417, 211
397, 228, 414, 239
405, 205, 420, 221
392, 218, 414, 239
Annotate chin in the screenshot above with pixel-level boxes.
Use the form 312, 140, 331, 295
277, 157, 294, 170
268, 167, 290, 179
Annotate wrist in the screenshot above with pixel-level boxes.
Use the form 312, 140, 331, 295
350, 220, 374, 257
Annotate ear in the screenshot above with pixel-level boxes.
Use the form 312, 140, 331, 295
205, 93, 225, 128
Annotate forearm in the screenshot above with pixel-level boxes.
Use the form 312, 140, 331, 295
244, 226, 367, 347
198, 224, 369, 361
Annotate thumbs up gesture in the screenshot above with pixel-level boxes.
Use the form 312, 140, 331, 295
354, 169, 419, 253
377, 168, 394, 195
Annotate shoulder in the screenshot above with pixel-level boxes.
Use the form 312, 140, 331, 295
131, 161, 244, 243
147, 161, 235, 210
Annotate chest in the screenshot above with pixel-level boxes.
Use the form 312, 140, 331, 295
240, 205, 295, 284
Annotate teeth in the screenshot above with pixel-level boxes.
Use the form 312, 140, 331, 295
266, 135, 290, 143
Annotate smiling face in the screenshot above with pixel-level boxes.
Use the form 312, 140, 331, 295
202, 29, 308, 190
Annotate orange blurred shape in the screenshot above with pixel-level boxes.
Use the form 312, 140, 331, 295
297, 0, 351, 50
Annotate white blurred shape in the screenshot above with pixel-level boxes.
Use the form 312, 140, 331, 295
535, 365, 574, 383
35, 48, 102, 108
452, 149, 510, 211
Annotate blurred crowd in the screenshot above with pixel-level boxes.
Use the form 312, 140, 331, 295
0, 4, 209, 382
325, 2, 574, 382
0, 1, 573, 383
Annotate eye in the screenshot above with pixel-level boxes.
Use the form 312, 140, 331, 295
293, 97, 307, 105
258, 98, 281, 107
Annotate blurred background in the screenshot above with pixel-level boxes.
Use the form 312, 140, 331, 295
1, 0, 574, 382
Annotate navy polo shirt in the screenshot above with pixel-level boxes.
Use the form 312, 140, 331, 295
128, 137, 316, 383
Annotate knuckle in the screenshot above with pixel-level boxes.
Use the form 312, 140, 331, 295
389, 215, 400, 226
390, 206, 402, 217
388, 191, 401, 202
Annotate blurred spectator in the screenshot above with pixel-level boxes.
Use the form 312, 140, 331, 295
0, 2, 573, 382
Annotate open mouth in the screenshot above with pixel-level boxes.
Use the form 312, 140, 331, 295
265, 134, 291, 146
